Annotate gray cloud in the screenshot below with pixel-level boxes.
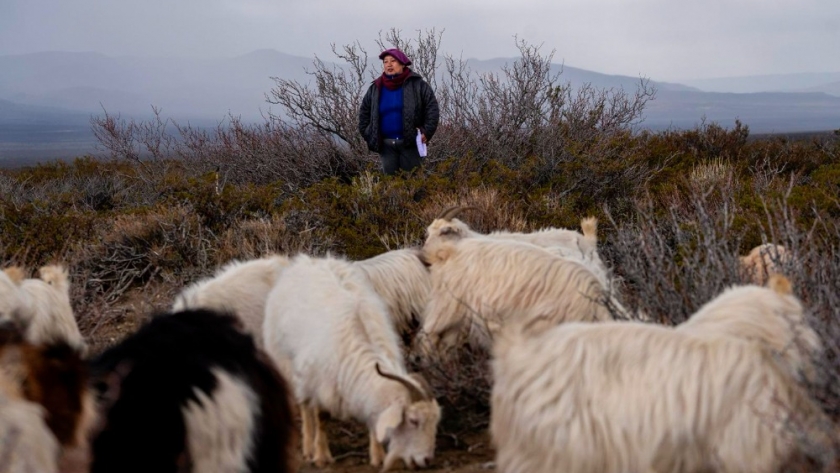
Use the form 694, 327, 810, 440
1, 0, 838, 81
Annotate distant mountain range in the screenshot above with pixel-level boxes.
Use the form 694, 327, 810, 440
0, 50, 312, 121
678, 72, 840, 95
1, 50, 839, 163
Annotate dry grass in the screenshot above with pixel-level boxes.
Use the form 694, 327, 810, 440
418, 186, 529, 234
688, 157, 735, 191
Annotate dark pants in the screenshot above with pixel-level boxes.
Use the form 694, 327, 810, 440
380, 138, 422, 176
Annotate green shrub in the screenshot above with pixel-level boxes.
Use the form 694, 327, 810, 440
0, 202, 95, 264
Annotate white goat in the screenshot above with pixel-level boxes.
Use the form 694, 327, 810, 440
490, 276, 834, 473
420, 237, 614, 353
263, 254, 441, 471
172, 254, 290, 347
0, 267, 26, 324
18, 265, 86, 353
740, 243, 789, 285
353, 248, 431, 336
424, 206, 610, 286
677, 274, 820, 382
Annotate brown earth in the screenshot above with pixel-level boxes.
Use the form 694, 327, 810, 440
297, 418, 495, 473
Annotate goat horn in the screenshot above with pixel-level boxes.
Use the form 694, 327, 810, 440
375, 363, 429, 403
437, 206, 464, 221
437, 206, 481, 222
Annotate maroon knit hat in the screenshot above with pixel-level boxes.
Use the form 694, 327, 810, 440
378, 48, 412, 66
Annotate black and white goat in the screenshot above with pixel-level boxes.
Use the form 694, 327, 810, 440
89, 308, 297, 473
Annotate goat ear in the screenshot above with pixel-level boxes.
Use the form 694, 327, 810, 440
3, 267, 26, 284
768, 274, 792, 294
375, 404, 405, 443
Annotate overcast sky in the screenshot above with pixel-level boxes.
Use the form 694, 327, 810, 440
1, 0, 838, 82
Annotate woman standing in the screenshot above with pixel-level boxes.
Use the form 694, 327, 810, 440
359, 48, 439, 175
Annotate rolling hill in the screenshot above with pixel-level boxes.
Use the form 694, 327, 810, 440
2, 50, 839, 163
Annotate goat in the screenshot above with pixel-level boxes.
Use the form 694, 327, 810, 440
171, 254, 290, 348
0, 324, 94, 472
354, 248, 431, 337
424, 206, 609, 286
420, 237, 614, 353
18, 265, 86, 353
490, 276, 834, 473
263, 253, 441, 471
0, 267, 26, 324
89, 308, 297, 473
740, 243, 789, 285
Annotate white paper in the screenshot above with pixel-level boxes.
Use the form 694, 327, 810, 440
416, 130, 428, 157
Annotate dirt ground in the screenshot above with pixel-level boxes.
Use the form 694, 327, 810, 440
297, 419, 495, 473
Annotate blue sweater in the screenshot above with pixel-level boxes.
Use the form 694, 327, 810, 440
378, 85, 403, 140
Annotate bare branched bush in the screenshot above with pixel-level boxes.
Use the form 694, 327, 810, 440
91, 110, 360, 189
435, 39, 567, 165
434, 37, 655, 172
606, 187, 839, 428
750, 148, 790, 194
606, 188, 750, 324
172, 117, 343, 187
265, 41, 374, 175
757, 198, 840, 423
91, 106, 177, 183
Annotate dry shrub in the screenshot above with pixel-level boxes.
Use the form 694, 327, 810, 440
0, 158, 131, 212
409, 341, 493, 435
0, 204, 95, 267
73, 206, 210, 304
67, 206, 215, 353
378, 222, 424, 251
280, 173, 428, 259
432, 39, 653, 171
215, 213, 337, 262
688, 157, 735, 192
604, 190, 745, 324
761, 203, 840, 424
605, 189, 840, 467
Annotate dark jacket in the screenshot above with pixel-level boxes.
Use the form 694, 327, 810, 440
358, 72, 439, 153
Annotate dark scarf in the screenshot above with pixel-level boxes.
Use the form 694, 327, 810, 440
375, 68, 412, 91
